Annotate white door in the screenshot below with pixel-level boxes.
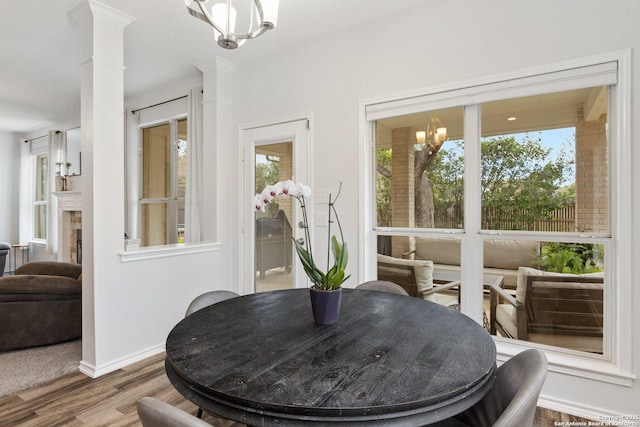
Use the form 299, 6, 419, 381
242, 119, 310, 294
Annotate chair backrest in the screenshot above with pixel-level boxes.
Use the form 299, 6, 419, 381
137, 397, 212, 427
15, 261, 82, 280
376, 262, 417, 296
356, 280, 409, 296
185, 290, 239, 317
524, 275, 603, 338
454, 348, 547, 427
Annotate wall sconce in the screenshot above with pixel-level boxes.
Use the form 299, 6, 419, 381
416, 117, 447, 155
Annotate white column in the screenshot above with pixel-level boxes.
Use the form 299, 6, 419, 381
195, 57, 236, 242
79, 0, 135, 375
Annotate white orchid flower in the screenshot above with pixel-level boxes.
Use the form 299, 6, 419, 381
264, 184, 279, 198
272, 181, 284, 196
253, 194, 266, 211
297, 183, 312, 198
281, 180, 296, 196
261, 187, 274, 204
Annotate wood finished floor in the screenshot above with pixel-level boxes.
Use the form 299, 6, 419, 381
0, 352, 591, 426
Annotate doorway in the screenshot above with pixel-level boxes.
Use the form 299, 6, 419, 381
242, 119, 310, 294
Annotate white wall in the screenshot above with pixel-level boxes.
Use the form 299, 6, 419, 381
0, 131, 20, 251
229, 0, 640, 418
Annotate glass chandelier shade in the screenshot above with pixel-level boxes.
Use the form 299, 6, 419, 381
185, 0, 279, 49
416, 117, 447, 154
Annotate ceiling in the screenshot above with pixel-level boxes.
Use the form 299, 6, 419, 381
0, 0, 426, 134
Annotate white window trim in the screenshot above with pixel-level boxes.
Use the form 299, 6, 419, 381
119, 241, 221, 262
359, 49, 634, 386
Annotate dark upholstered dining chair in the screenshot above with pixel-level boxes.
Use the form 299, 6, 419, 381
137, 397, 213, 427
185, 290, 239, 317
438, 348, 547, 427
184, 290, 239, 418
356, 280, 410, 296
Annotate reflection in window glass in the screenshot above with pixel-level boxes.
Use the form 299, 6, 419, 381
375, 107, 464, 230
481, 87, 608, 233
486, 239, 604, 354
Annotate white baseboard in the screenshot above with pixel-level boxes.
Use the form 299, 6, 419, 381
78, 344, 165, 378
538, 394, 617, 421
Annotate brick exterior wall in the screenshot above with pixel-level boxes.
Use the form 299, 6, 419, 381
391, 128, 414, 257
575, 107, 608, 234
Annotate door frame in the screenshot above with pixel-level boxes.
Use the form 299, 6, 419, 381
240, 115, 312, 295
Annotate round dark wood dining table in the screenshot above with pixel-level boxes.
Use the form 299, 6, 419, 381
165, 288, 496, 426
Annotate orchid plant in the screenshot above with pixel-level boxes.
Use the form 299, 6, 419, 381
254, 180, 349, 291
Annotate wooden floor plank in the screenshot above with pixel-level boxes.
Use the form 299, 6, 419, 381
0, 351, 591, 426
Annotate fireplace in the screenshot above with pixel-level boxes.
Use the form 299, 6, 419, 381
54, 191, 82, 264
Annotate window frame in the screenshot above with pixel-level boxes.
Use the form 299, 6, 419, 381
360, 50, 633, 386
139, 116, 187, 246
31, 150, 48, 243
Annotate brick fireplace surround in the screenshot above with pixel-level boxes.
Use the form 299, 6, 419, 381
54, 191, 82, 264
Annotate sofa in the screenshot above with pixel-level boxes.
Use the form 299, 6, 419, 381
411, 237, 540, 289
0, 261, 82, 351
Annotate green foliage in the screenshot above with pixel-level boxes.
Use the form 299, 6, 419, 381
293, 229, 350, 291
376, 148, 392, 226
481, 135, 574, 227
537, 242, 603, 274
422, 133, 575, 229
426, 141, 465, 224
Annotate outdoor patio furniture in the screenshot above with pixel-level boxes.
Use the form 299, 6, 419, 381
255, 210, 292, 279
377, 254, 459, 307
490, 266, 603, 353
410, 237, 540, 289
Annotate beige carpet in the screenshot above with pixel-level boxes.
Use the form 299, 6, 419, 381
0, 340, 81, 398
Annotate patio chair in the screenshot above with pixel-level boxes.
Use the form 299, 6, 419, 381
490, 267, 603, 353
377, 254, 460, 307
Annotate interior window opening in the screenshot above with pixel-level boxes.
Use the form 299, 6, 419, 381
140, 118, 187, 247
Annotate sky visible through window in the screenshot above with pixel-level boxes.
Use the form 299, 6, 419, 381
509, 127, 575, 186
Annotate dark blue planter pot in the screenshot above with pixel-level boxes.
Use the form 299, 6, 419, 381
309, 287, 342, 325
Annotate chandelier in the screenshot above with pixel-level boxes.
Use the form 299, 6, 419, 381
185, 0, 279, 49
416, 117, 447, 155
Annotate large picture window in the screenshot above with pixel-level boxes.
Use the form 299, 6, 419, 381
366, 56, 626, 372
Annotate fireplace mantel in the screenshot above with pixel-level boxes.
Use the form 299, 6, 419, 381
54, 191, 82, 211
54, 191, 82, 263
